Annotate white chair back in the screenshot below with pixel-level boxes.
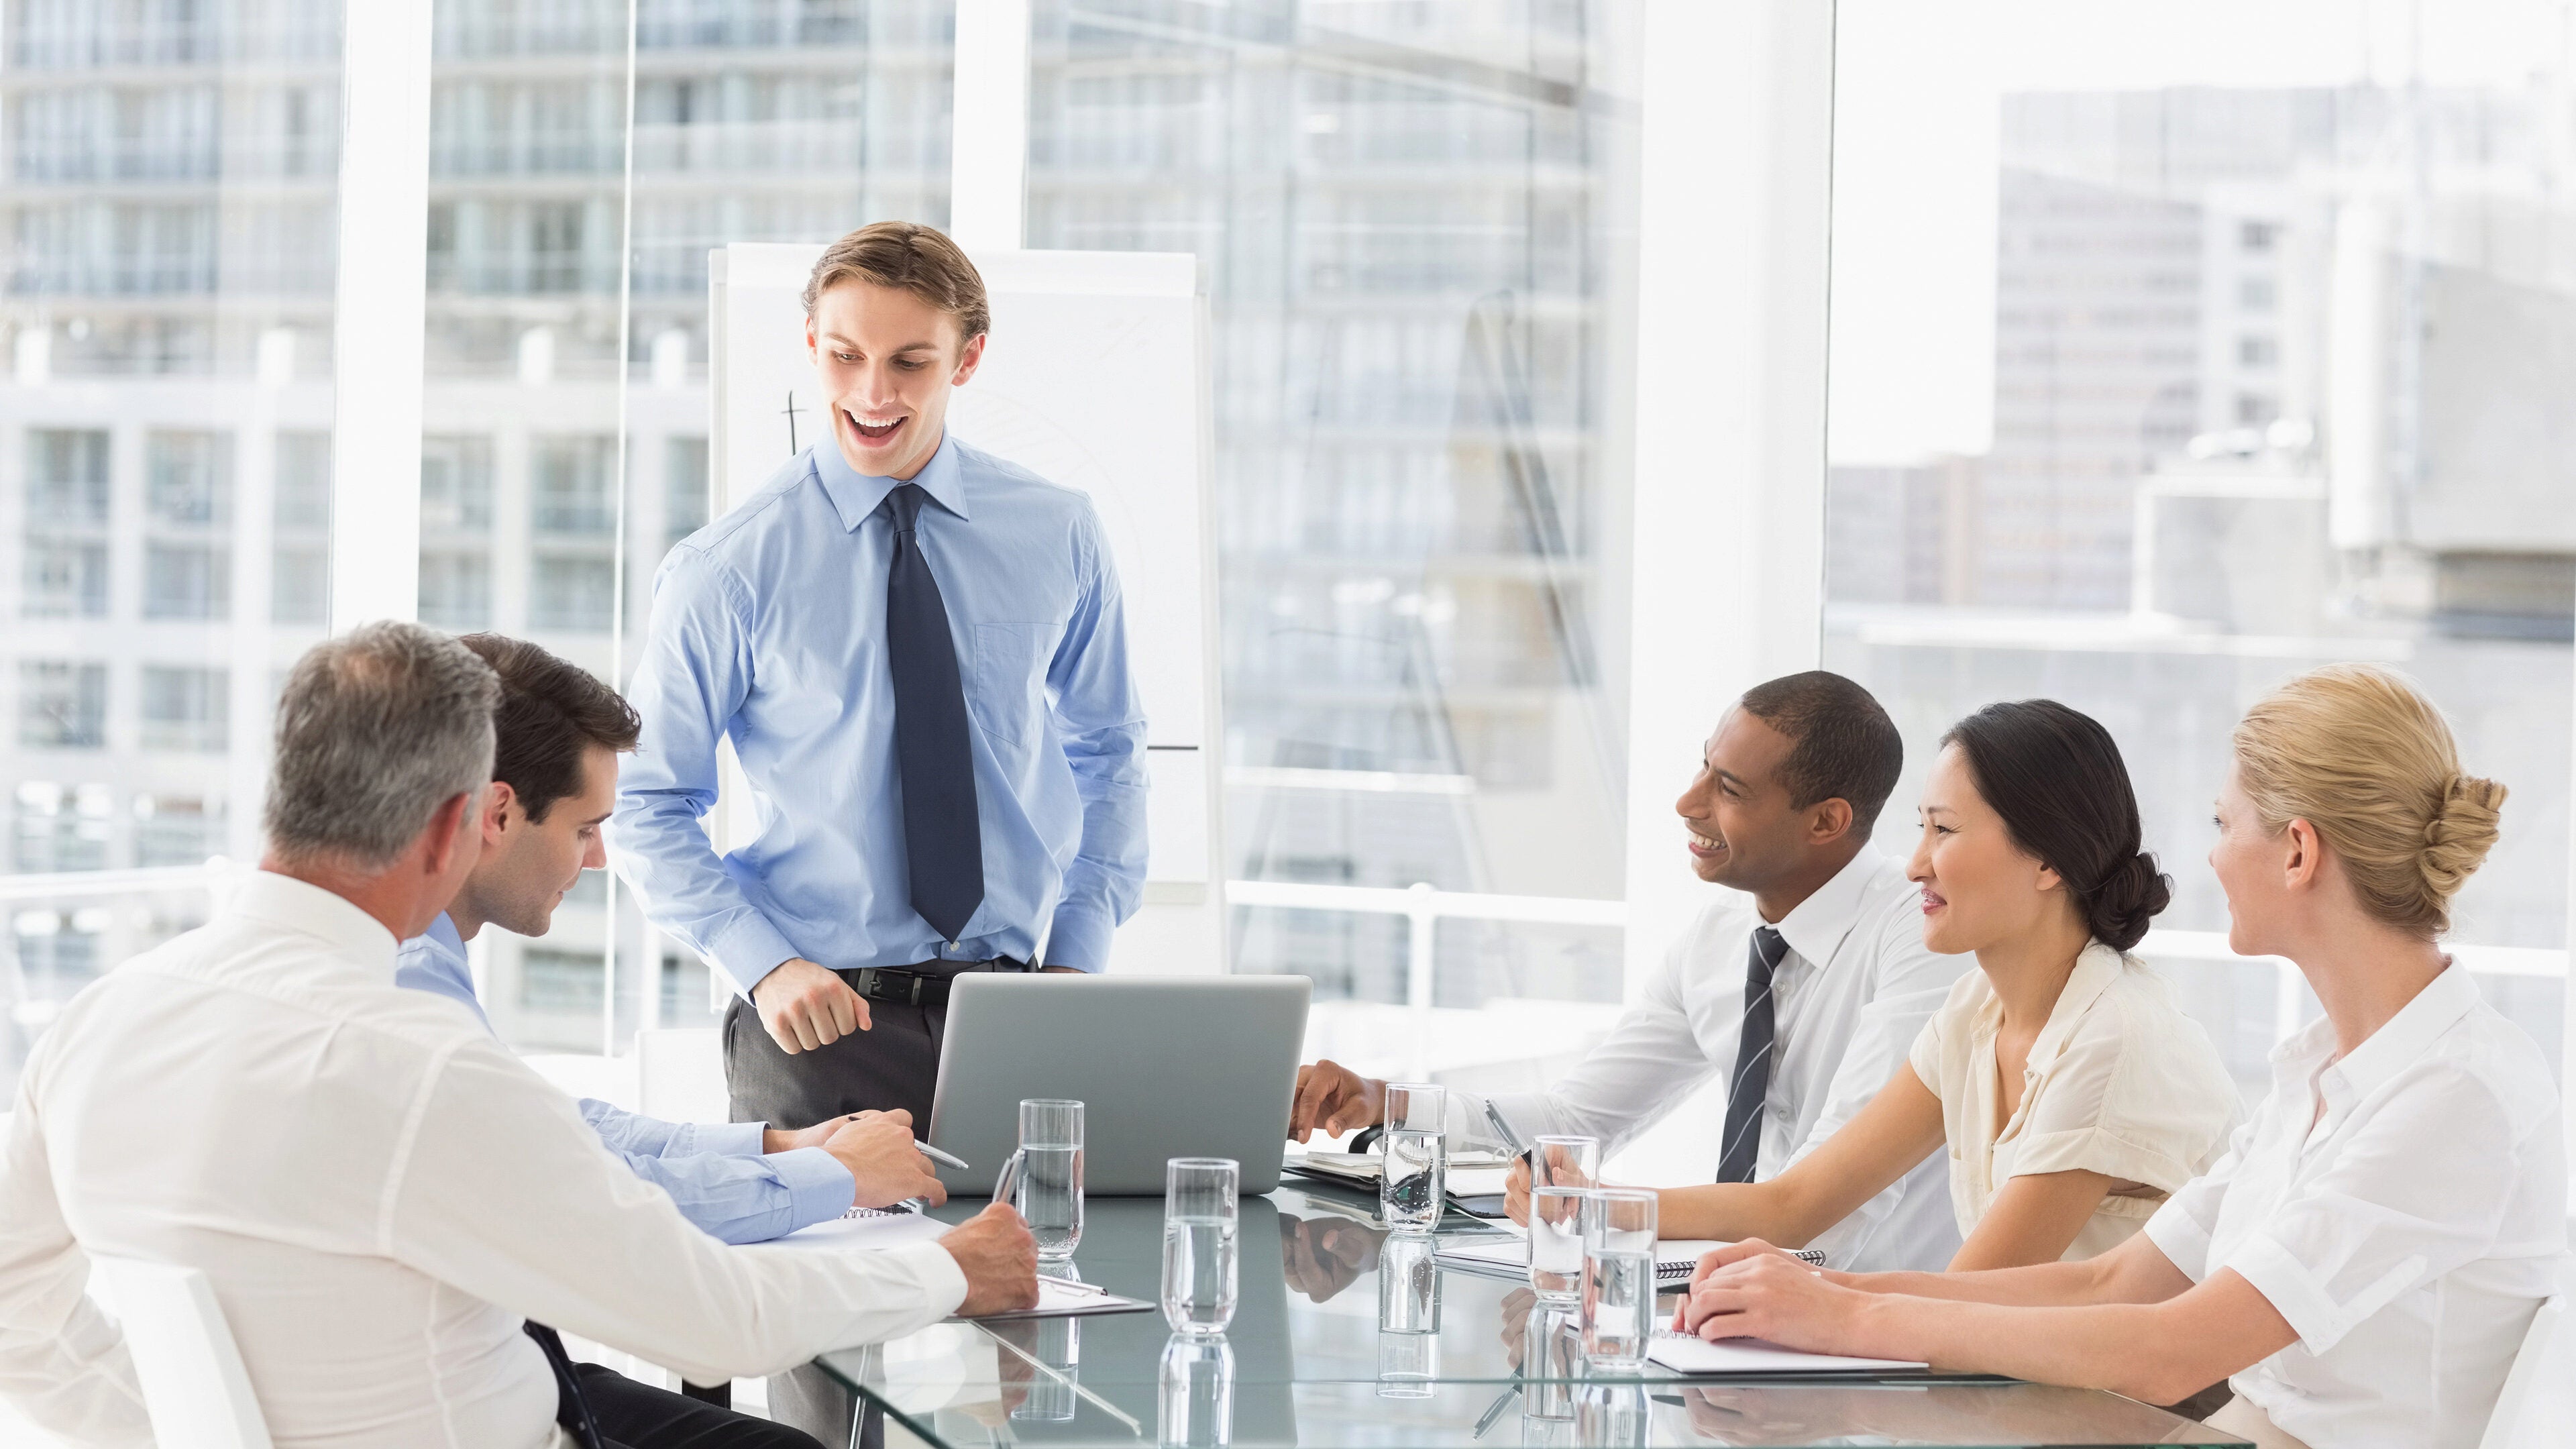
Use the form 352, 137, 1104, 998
87, 1254, 272, 1449
2479, 1265, 2573, 1449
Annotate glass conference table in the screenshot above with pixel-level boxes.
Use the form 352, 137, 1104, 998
814, 1183, 2247, 1448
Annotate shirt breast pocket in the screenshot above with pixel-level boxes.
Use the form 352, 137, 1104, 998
973, 621, 1065, 746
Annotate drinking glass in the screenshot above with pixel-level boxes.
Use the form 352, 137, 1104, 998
1579, 1189, 1658, 1373
1375, 1232, 1442, 1334
1525, 1137, 1599, 1301
1004, 1097, 1083, 1261
1157, 1334, 1234, 1448
1575, 1382, 1652, 1448
1010, 1263, 1084, 1422
1520, 1301, 1584, 1422
1378, 1082, 1447, 1232
1161, 1157, 1239, 1334
1375, 1328, 1439, 1398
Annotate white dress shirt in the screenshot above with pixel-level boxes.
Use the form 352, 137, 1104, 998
1908, 943, 2239, 1261
1468, 845, 1972, 1273
0, 871, 967, 1449
2144, 964, 2567, 1449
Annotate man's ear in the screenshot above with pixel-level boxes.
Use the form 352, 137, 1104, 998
950, 331, 987, 388
482, 781, 519, 846
804, 311, 819, 363
1808, 796, 1856, 846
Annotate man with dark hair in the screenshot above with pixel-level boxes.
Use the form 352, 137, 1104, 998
1288, 671, 1972, 1273
397, 633, 929, 1250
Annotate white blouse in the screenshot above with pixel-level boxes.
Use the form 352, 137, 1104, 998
1907, 941, 2239, 1261
2144, 964, 2568, 1449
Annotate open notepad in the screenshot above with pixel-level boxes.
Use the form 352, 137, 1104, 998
1432, 1234, 1827, 1284
1646, 1330, 1926, 1377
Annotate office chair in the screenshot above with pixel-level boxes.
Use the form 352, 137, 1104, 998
2478, 1264, 2571, 1449
87, 1254, 273, 1449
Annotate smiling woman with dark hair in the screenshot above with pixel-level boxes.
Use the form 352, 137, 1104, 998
1654, 698, 2239, 1279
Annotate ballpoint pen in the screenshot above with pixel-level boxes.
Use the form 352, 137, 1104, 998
918, 1141, 971, 1172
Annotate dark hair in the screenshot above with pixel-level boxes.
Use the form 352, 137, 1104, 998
1940, 699, 2170, 951
455, 634, 641, 822
1737, 671, 1905, 833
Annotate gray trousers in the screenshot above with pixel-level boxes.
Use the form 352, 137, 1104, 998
725, 961, 1008, 1444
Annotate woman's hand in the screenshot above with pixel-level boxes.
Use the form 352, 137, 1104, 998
1678, 1242, 1866, 1354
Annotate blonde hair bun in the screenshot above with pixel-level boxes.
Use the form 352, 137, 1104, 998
2420, 773, 2508, 902
2232, 663, 2504, 938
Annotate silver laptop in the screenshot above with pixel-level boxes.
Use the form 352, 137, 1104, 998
926, 974, 1310, 1195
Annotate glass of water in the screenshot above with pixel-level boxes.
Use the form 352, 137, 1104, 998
1157, 1334, 1234, 1448
1525, 1136, 1599, 1302
1520, 1301, 1583, 1422
1010, 1098, 1084, 1261
1378, 1082, 1447, 1233
1162, 1157, 1239, 1335
1579, 1189, 1658, 1373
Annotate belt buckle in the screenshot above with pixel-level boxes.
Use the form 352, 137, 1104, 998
907, 973, 928, 1007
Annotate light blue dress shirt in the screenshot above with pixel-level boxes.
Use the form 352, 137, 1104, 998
392, 913, 855, 1245
611, 433, 1148, 994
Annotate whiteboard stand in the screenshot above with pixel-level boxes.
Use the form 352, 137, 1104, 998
705, 245, 1227, 977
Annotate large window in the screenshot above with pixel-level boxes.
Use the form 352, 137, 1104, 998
1826, 0, 2572, 1087
1, 0, 343, 1091
1024, 1, 1644, 1073
419, 0, 956, 1051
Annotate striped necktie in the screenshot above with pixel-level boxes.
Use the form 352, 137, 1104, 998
1715, 925, 1789, 1183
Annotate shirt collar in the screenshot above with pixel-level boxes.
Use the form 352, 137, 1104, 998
2314, 959, 2481, 1102
417, 911, 468, 968
812, 431, 971, 531
1769, 844, 1886, 969
2027, 940, 2129, 1065
225, 869, 401, 971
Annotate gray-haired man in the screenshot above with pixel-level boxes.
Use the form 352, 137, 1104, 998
0, 622, 1036, 1449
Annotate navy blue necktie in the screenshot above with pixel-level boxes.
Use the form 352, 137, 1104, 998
885, 484, 983, 945
1716, 926, 1788, 1183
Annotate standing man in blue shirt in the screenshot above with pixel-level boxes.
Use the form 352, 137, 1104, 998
614, 220, 1148, 1137
396, 632, 949, 1248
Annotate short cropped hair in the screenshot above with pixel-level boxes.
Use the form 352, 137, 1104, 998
1737, 671, 1904, 834
455, 634, 641, 822
265, 622, 498, 869
802, 220, 991, 345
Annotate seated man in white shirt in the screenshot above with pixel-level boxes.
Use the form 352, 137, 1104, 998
396, 633, 889, 1254
0, 621, 1038, 1449
1288, 671, 1972, 1273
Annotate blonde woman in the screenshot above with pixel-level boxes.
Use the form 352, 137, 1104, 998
1611, 699, 2238, 1271
1678, 665, 2567, 1449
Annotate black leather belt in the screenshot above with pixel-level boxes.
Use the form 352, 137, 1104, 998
837, 957, 1035, 1009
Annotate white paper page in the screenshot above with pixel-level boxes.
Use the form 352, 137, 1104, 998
1648, 1332, 1927, 1376
757, 1209, 952, 1252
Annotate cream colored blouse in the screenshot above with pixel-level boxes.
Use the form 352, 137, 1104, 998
1906, 941, 2239, 1262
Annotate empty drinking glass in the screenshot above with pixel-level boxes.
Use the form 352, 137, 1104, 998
1525, 1136, 1599, 1301
1004, 1097, 1083, 1261
1158, 1334, 1234, 1448
1579, 1189, 1658, 1374
1162, 1157, 1239, 1335
1378, 1083, 1448, 1233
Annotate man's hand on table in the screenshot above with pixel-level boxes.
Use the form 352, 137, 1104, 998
763, 1110, 874, 1155
1285, 1059, 1385, 1142
942, 1203, 1041, 1316
753, 958, 871, 1053
816, 1110, 947, 1210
